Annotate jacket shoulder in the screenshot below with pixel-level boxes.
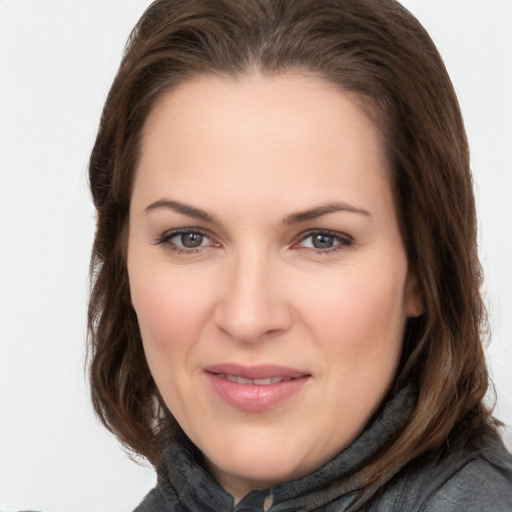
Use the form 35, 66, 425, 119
372, 437, 512, 512
419, 454, 512, 512
132, 487, 172, 512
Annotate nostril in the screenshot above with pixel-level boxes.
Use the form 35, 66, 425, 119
213, 266, 293, 343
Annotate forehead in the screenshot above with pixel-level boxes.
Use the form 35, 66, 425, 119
134, 73, 393, 218
145, 72, 379, 133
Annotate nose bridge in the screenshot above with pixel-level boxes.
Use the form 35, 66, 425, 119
214, 243, 290, 343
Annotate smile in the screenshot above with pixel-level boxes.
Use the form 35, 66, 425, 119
204, 364, 311, 411
216, 373, 295, 385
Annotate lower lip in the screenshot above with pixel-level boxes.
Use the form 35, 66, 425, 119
205, 373, 310, 411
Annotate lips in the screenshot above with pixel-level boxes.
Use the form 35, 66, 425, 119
219, 374, 294, 385
204, 364, 310, 411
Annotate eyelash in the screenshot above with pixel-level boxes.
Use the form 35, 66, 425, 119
155, 228, 354, 255
294, 229, 354, 254
155, 228, 216, 254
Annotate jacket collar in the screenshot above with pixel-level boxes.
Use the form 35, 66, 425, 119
156, 385, 415, 511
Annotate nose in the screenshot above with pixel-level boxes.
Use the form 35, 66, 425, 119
214, 250, 292, 344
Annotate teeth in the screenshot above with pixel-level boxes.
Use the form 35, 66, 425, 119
253, 378, 274, 385
254, 377, 292, 384
218, 373, 292, 385
236, 376, 254, 384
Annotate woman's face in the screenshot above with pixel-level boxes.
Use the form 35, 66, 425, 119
127, 74, 421, 499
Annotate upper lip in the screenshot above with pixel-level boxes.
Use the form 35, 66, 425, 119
204, 363, 310, 380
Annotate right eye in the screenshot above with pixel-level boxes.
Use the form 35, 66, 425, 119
172, 231, 207, 248
156, 229, 218, 253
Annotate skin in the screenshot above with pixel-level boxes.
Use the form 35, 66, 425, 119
127, 74, 422, 503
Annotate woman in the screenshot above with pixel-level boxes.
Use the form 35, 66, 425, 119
87, 0, 512, 510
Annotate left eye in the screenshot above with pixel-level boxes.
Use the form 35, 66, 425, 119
298, 232, 351, 250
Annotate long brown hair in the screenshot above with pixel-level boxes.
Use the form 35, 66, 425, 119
88, 0, 496, 503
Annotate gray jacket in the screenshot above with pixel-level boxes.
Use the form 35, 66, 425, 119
134, 387, 512, 511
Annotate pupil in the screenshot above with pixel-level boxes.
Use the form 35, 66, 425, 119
182, 233, 203, 248
313, 234, 333, 249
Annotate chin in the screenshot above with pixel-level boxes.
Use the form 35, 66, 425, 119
199, 425, 338, 492
206, 451, 306, 490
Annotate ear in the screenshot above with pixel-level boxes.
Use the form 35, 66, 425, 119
405, 270, 423, 318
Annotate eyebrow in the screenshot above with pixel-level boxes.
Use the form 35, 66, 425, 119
145, 199, 370, 225
282, 202, 371, 225
145, 199, 217, 223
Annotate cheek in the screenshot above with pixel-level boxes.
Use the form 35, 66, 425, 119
298, 261, 408, 357
129, 266, 215, 356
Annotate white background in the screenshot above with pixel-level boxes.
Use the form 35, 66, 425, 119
0, 1, 511, 511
